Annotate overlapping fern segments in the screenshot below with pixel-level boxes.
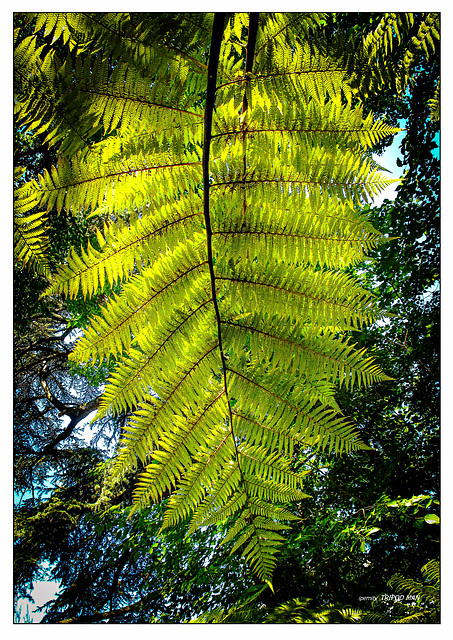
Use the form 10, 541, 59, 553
331, 12, 440, 99
14, 169, 50, 277
17, 12, 400, 582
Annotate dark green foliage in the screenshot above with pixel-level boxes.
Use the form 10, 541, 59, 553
245, 32, 439, 617
14, 448, 104, 600
38, 502, 258, 623
14, 11, 439, 623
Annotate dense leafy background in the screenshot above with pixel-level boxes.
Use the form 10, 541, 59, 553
14, 12, 439, 623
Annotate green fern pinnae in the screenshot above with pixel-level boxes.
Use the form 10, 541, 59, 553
226, 367, 368, 455
225, 513, 289, 581
213, 100, 401, 156
27, 146, 202, 216
114, 345, 223, 471
210, 145, 396, 206
19, 13, 209, 153
125, 390, 228, 500
58, 13, 211, 73
342, 12, 439, 98
16, 11, 411, 582
188, 587, 266, 624
14, 33, 102, 157
95, 300, 216, 419
30, 13, 73, 46
183, 466, 305, 581
14, 210, 50, 277
211, 189, 386, 269
362, 13, 415, 59
187, 462, 244, 529
388, 573, 439, 601
267, 597, 363, 623
239, 446, 308, 493
204, 497, 304, 540
400, 13, 440, 69
215, 521, 285, 585
363, 559, 439, 623
222, 319, 390, 392
254, 13, 328, 51
216, 261, 383, 331
68, 236, 209, 362
421, 559, 440, 587
69, 54, 204, 138
157, 436, 233, 528
44, 196, 205, 300
252, 29, 350, 104
14, 171, 50, 277
231, 410, 312, 457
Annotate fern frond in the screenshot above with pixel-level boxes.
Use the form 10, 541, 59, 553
14, 170, 50, 277
399, 13, 439, 75
223, 317, 391, 391
226, 367, 368, 455
14, 210, 50, 277
388, 573, 439, 601
421, 559, 440, 587
213, 99, 401, 156
14, 33, 102, 156
65, 13, 211, 73
363, 558, 440, 623
15, 14, 209, 158
44, 194, 205, 300
69, 235, 209, 362
267, 597, 363, 623
24, 141, 202, 217
216, 259, 383, 331
210, 145, 396, 207
25, 11, 405, 582
96, 299, 216, 419
159, 428, 234, 529
31, 12, 211, 75
337, 12, 439, 98
71, 55, 204, 138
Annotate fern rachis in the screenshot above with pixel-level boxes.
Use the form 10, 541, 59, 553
13, 11, 426, 583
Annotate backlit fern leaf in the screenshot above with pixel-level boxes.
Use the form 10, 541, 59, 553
14, 32, 101, 157
14, 170, 50, 277
335, 12, 439, 98
14, 11, 422, 583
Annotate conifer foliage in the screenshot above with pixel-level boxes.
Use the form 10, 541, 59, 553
14, 12, 439, 583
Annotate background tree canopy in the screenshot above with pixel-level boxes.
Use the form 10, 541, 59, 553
14, 11, 439, 623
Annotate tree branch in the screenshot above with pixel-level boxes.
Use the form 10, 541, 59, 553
57, 596, 149, 624
37, 380, 101, 455
107, 548, 132, 612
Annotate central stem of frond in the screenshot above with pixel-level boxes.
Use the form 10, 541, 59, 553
203, 16, 259, 514
203, 13, 259, 412
202, 12, 227, 382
